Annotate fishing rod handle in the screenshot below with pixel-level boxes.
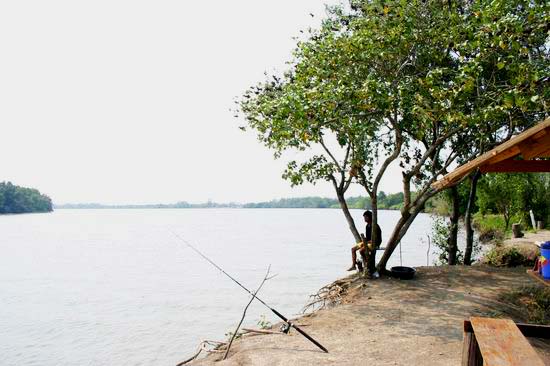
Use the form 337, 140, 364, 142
290, 323, 329, 353
270, 308, 329, 353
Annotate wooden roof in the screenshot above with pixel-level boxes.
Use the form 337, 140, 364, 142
432, 117, 550, 190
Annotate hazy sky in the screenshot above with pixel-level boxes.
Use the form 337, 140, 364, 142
1, 0, 403, 204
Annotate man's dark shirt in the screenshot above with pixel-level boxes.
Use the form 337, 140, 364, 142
365, 223, 382, 248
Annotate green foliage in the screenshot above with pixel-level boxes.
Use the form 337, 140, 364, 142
0, 182, 52, 214
431, 216, 464, 265
224, 330, 241, 342
256, 315, 272, 330
239, 0, 549, 194
473, 213, 507, 242
424, 193, 450, 216
477, 173, 550, 229
499, 286, 550, 324
238, 0, 549, 265
483, 245, 536, 267
430, 214, 483, 264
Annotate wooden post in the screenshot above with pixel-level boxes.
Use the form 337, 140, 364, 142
512, 223, 523, 238
530, 210, 537, 231
536, 221, 543, 230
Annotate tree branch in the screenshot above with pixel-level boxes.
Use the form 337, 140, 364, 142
373, 119, 402, 191
404, 126, 461, 179
222, 265, 272, 360
319, 135, 343, 173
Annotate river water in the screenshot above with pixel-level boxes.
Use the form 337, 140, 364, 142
1, 209, 436, 365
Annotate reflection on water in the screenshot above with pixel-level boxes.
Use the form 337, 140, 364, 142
0, 209, 435, 365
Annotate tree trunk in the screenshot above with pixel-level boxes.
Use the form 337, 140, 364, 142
369, 194, 378, 276
447, 185, 460, 265
377, 209, 412, 272
504, 208, 510, 231
464, 170, 481, 265
336, 191, 361, 242
371, 194, 378, 246
512, 223, 523, 238
377, 190, 436, 272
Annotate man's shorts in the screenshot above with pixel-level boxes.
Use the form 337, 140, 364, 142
354, 241, 374, 251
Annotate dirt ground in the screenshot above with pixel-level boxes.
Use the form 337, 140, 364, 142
189, 265, 549, 366
500, 229, 550, 259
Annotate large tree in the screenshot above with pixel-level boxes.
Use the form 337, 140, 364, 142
239, 0, 549, 272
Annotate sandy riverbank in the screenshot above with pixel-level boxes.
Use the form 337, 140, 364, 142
188, 265, 549, 365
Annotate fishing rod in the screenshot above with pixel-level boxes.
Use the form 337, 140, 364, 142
170, 230, 328, 353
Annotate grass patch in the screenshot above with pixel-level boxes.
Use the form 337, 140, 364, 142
473, 213, 507, 242
499, 286, 550, 325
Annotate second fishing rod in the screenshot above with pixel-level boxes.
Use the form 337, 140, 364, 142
171, 231, 328, 354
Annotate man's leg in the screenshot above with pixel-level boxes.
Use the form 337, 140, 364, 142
359, 248, 367, 270
347, 246, 358, 271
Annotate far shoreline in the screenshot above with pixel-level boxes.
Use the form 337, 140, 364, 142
54, 206, 402, 210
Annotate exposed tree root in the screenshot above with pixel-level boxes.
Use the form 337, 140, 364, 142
176, 340, 226, 365
302, 275, 366, 313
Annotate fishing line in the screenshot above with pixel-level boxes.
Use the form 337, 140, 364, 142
169, 229, 329, 353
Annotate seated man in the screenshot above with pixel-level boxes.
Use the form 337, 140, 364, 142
347, 210, 382, 276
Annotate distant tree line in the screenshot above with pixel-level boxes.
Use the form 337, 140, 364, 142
55, 191, 406, 210
56, 201, 241, 209
0, 182, 53, 214
243, 192, 404, 209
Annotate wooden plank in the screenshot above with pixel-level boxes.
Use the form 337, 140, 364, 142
526, 269, 550, 287
480, 159, 550, 173
519, 130, 550, 160
466, 319, 550, 339
539, 147, 550, 158
432, 118, 550, 190
470, 317, 545, 366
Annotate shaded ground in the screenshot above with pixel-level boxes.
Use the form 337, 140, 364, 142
189, 266, 549, 366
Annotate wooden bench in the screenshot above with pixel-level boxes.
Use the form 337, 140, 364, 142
527, 269, 550, 287
462, 317, 547, 366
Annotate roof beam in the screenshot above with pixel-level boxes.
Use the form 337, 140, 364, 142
480, 159, 550, 173
431, 118, 550, 190
485, 146, 521, 165
518, 129, 550, 160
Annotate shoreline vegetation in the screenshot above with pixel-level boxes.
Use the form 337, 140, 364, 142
0, 182, 52, 214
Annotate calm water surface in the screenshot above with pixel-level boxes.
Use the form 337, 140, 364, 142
1, 209, 436, 365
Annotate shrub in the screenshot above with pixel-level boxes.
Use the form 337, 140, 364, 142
430, 216, 464, 265
478, 227, 505, 242
483, 246, 536, 267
